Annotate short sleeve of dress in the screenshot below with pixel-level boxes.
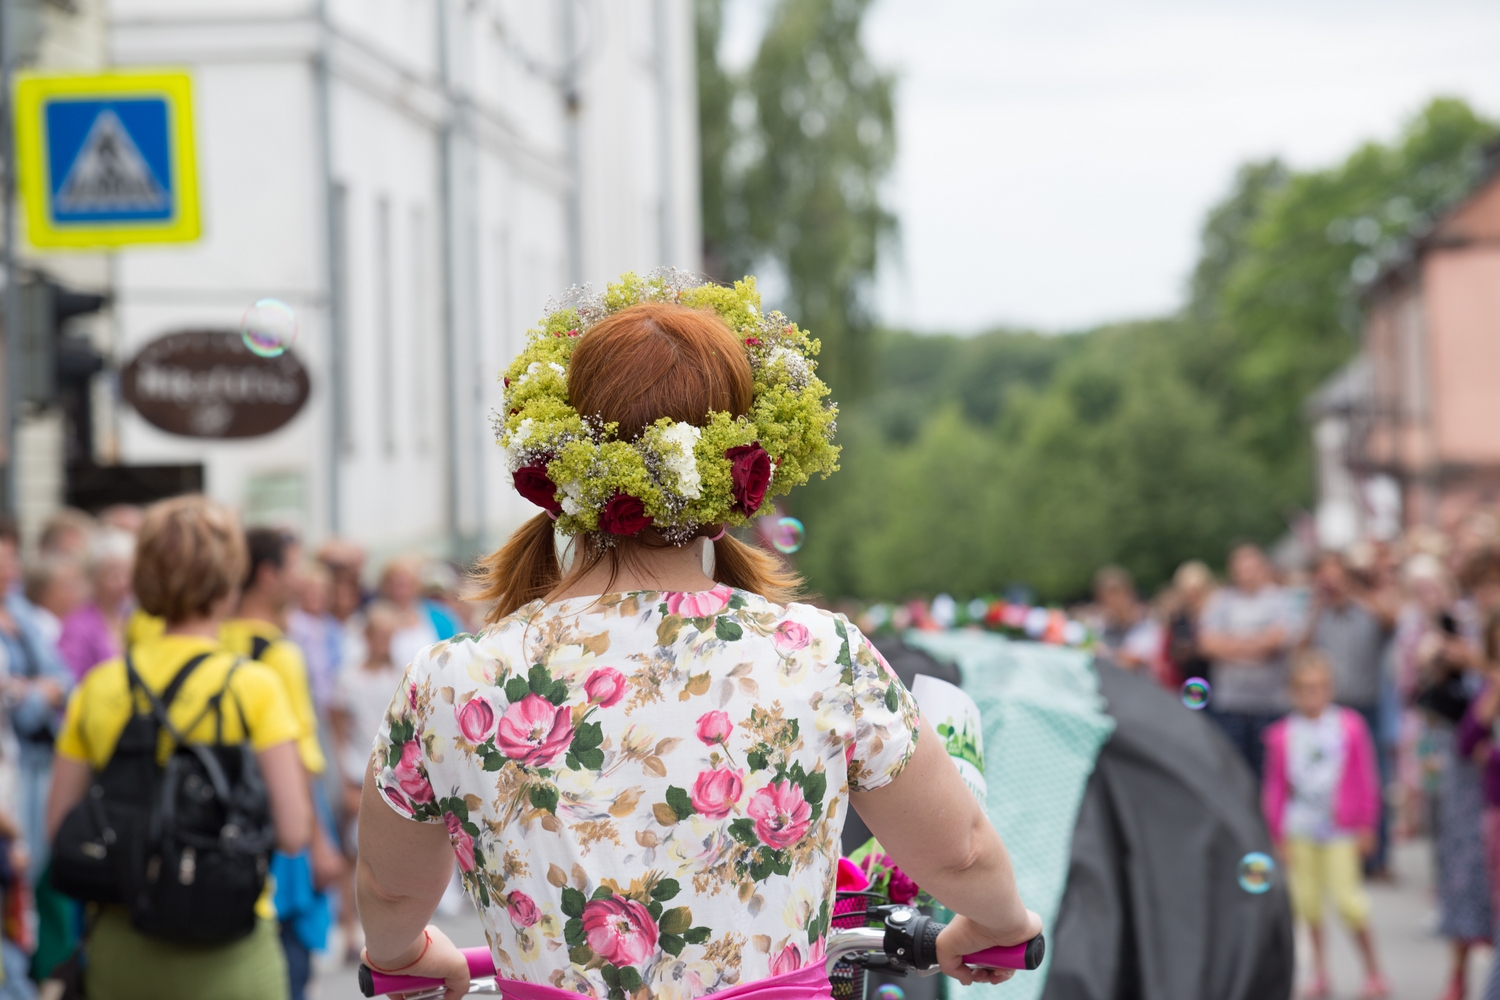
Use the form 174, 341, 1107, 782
841, 620, 922, 792
370, 658, 444, 823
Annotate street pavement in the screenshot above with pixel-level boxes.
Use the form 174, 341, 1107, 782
1298, 839, 1486, 1000
312, 839, 1481, 1000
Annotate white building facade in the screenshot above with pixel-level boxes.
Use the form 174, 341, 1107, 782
19, 0, 700, 558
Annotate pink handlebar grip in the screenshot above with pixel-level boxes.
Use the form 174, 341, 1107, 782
962, 934, 1046, 971
359, 945, 496, 996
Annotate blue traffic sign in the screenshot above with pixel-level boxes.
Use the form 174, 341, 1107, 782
15, 70, 200, 248
45, 98, 174, 224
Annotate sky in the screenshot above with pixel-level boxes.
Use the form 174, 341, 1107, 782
721, 0, 1500, 333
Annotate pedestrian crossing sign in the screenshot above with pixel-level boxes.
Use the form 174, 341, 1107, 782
14, 69, 200, 248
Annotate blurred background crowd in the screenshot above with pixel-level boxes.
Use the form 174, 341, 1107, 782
4, 496, 1500, 998
0, 503, 489, 997
839, 510, 1500, 999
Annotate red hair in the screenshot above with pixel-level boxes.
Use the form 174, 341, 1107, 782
477, 302, 801, 620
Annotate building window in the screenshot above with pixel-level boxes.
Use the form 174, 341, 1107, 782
377, 196, 396, 457
332, 182, 353, 456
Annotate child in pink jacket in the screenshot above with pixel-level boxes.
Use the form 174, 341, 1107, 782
1263, 650, 1387, 1000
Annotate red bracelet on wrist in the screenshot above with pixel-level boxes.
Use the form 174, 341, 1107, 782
363, 928, 432, 974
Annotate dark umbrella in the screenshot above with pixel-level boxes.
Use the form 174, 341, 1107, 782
1043, 661, 1294, 1000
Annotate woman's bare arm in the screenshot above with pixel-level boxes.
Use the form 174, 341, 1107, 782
356, 759, 471, 1000
45, 756, 93, 843
850, 716, 1041, 985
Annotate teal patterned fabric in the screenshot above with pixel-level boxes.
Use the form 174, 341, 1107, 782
903, 632, 1115, 1000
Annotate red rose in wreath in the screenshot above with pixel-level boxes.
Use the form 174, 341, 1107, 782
599, 493, 652, 535
512, 464, 562, 514
724, 442, 772, 516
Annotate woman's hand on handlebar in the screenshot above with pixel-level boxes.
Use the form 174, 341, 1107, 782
936, 910, 1043, 986
365, 925, 470, 1000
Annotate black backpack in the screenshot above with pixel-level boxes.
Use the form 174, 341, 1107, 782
51, 653, 277, 945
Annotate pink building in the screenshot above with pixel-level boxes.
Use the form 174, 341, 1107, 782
1312, 154, 1500, 540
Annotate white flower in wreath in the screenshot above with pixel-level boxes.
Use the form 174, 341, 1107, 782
560, 481, 585, 516
765, 346, 809, 384
501, 418, 535, 471
657, 421, 703, 499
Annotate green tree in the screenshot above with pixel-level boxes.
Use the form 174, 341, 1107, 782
1215, 98, 1496, 501
801, 322, 1277, 602
694, 0, 743, 280
697, 0, 897, 397
1188, 160, 1290, 322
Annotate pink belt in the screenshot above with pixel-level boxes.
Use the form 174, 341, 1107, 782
364, 955, 832, 1000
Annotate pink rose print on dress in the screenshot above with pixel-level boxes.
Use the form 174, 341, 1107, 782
665, 585, 733, 619
445, 812, 475, 872
695, 710, 733, 747
690, 766, 744, 819
506, 890, 539, 927
584, 667, 627, 708
456, 695, 496, 743
496, 693, 575, 768
393, 741, 435, 804
772, 621, 810, 655
747, 780, 812, 850
381, 784, 414, 817
769, 941, 804, 976
582, 896, 659, 966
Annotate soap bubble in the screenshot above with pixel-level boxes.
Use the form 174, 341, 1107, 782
875, 986, 905, 1000
1179, 677, 1211, 710
1237, 852, 1275, 894
241, 298, 297, 358
770, 516, 805, 554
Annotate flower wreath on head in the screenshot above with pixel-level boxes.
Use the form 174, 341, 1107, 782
493, 268, 841, 543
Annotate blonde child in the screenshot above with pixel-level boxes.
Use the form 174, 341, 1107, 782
1263, 650, 1387, 1000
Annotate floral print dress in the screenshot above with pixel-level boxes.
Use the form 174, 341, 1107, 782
373, 586, 921, 1000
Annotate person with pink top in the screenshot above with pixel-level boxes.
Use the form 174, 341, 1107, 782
1263, 650, 1387, 1000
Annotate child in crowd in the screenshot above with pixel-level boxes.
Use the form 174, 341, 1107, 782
1263, 650, 1388, 1000
328, 602, 402, 958
1457, 615, 1500, 980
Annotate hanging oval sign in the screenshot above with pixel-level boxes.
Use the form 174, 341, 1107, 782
120, 330, 310, 439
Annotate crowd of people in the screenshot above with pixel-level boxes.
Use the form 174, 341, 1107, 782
1085, 520, 1500, 1000
7, 497, 1500, 999
0, 501, 483, 999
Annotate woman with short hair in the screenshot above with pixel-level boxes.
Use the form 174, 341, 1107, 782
57, 528, 137, 681
355, 274, 1040, 1000
45, 495, 312, 1000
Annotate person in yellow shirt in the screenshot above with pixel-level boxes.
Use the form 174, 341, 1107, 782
44, 495, 311, 1000
123, 605, 164, 647
220, 532, 325, 777
221, 527, 344, 1000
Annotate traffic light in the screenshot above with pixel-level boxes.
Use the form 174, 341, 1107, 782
18, 276, 107, 406
15, 275, 108, 465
